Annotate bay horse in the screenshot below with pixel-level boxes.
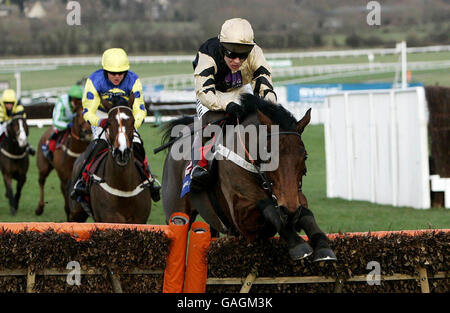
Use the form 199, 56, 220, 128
160, 94, 336, 261
35, 104, 92, 218
68, 96, 151, 223
0, 113, 30, 216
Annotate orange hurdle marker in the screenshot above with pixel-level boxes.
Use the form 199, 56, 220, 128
183, 221, 211, 293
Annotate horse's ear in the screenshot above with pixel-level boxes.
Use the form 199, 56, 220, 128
297, 108, 311, 134
257, 110, 272, 126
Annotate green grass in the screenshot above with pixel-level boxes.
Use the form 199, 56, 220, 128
0, 123, 448, 233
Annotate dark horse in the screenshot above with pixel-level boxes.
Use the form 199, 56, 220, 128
68, 96, 151, 223
161, 94, 336, 261
35, 104, 92, 218
0, 113, 30, 215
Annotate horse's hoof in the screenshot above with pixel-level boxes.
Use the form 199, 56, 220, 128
35, 205, 44, 216
313, 248, 337, 262
10, 207, 17, 216
289, 242, 313, 261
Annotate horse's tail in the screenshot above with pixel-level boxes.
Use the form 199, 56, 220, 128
160, 115, 195, 146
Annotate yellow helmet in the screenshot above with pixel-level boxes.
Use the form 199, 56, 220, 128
219, 18, 255, 54
102, 48, 130, 72
1, 89, 17, 105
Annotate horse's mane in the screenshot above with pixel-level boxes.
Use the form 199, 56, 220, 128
239, 93, 297, 131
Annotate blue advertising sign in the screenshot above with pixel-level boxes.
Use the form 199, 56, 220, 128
286, 83, 423, 102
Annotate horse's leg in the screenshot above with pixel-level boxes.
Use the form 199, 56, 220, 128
60, 179, 71, 220
296, 207, 337, 262
257, 199, 313, 260
68, 204, 89, 222
3, 175, 16, 216
14, 174, 26, 213
35, 153, 53, 216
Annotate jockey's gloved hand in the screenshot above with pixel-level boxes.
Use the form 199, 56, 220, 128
226, 101, 245, 121
68, 121, 74, 129
99, 118, 109, 128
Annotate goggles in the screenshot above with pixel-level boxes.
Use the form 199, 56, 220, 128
222, 46, 250, 60
106, 71, 127, 77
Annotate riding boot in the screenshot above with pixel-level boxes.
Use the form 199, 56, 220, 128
132, 141, 161, 202
70, 139, 108, 200
26, 144, 36, 156
190, 132, 211, 192
42, 130, 59, 161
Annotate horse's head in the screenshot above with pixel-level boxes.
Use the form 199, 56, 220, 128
258, 108, 311, 216
72, 105, 92, 142
7, 113, 29, 148
239, 94, 311, 221
105, 105, 135, 167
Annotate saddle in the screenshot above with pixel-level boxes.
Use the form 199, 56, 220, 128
54, 129, 70, 150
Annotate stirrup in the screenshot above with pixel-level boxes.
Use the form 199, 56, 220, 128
27, 146, 36, 156
150, 184, 161, 202
191, 165, 208, 177
70, 178, 87, 200
43, 148, 52, 161
190, 165, 211, 192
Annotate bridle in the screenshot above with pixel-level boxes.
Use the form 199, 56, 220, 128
104, 105, 134, 153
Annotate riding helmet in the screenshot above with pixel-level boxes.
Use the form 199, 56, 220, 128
1, 89, 17, 105
219, 18, 255, 54
102, 48, 130, 73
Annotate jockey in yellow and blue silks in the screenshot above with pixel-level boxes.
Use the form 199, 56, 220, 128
82, 49, 147, 131
0, 89, 35, 155
70, 48, 160, 202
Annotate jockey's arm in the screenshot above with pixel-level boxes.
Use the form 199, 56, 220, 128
194, 53, 230, 111
131, 78, 147, 130
82, 78, 101, 126
52, 96, 71, 130
248, 45, 277, 103
0, 106, 6, 123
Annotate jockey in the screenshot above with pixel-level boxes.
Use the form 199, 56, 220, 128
190, 18, 277, 191
0, 89, 35, 155
70, 48, 160, 202
42, 85, 84, 162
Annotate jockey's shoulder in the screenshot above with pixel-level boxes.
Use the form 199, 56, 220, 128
89, 69, 140, 91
